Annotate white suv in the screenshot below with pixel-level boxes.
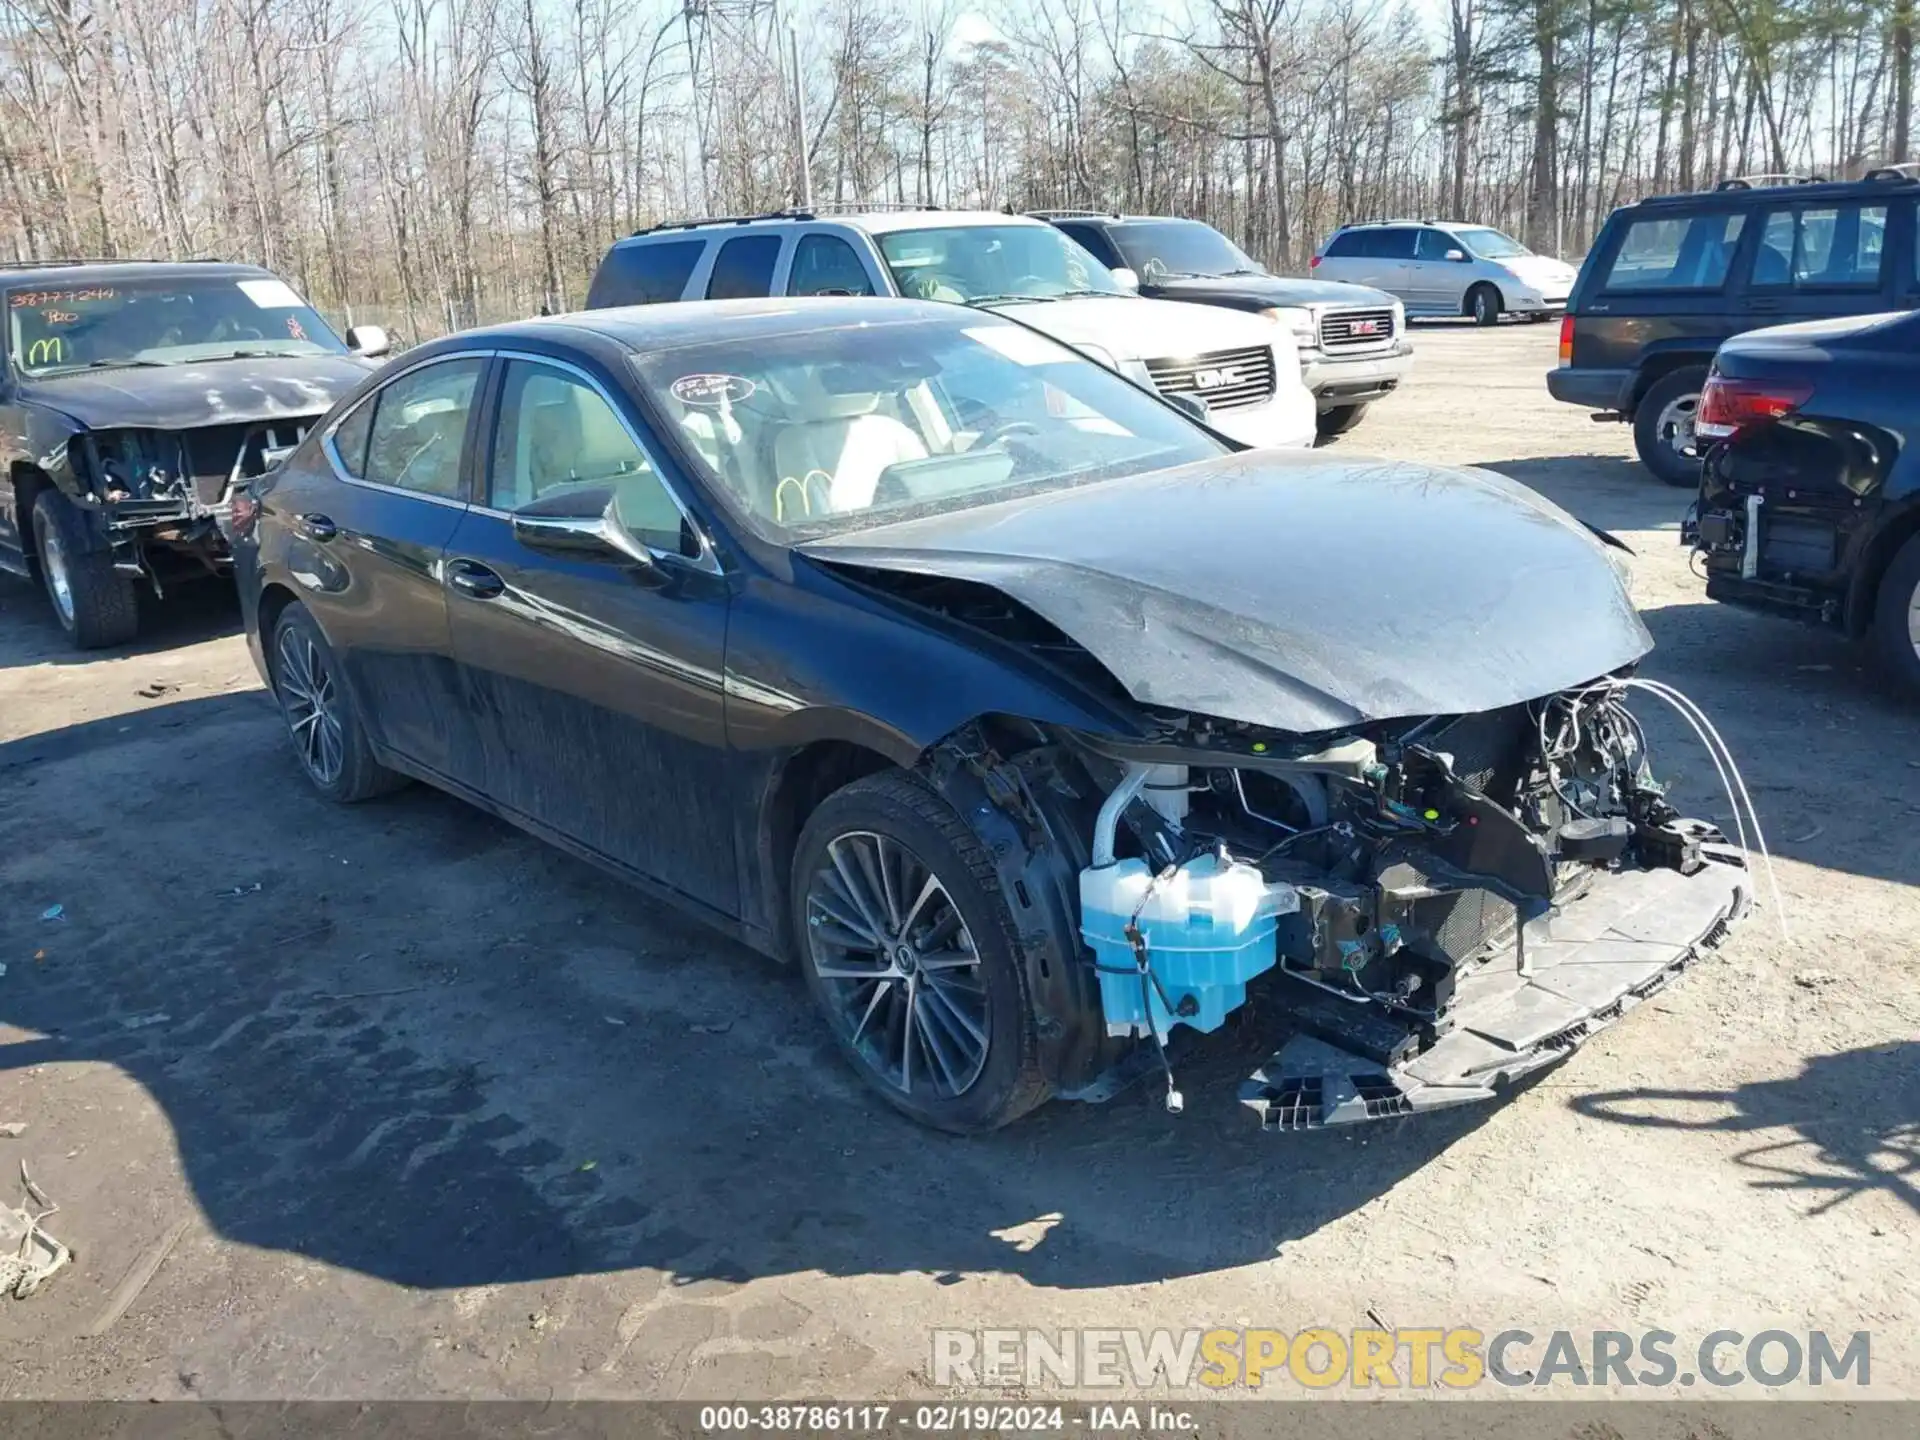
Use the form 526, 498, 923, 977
586, 210, 1317, 450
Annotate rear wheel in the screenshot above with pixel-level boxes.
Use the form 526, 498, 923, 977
270, 602, 406, 802
1871, 531, 1920, 700
1315, 404, 1368, 442
1467, 284, 1501, 326
30, 489, 138, 650
1633, 366, 1710, 488
791, 770, 1049, 1133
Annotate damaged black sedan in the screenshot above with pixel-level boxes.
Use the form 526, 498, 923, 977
0, 261, 388, 647
234, 297, 1752, 1132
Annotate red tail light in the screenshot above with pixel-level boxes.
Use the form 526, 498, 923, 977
1558, 315, 1573, 365
1309, 254, 1321, 268
1696, 375, 1813, 440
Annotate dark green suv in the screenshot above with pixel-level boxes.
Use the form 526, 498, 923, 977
1548, 170, 1920, 485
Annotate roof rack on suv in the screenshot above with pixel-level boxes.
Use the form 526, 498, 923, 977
0, 256, 226, 269
807, 201, 942, 214
632, 210, 813, 235
1027, 208, 1119, 220
1713, 173, 1825, 191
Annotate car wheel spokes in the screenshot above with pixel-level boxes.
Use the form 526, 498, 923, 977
41, 526, 75, 624
806, 830, 989, 1100
277, 628, 345, 785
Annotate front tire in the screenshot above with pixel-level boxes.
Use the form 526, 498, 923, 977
791, 770, 1049, 1133
31, 489, 138, 650
1871, 532, 1920, 700
1315, 404, 1368, 442
269, 602, 406, 802
1467, 284, 1501, 326
1633, 367, 1710, 488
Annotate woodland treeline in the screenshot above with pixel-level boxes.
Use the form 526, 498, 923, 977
0, 0, 1911, 340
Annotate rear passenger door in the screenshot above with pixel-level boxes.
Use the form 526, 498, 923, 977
1742, 199, 1900, 324
704, 234, 784, 300
1346, 228, 1417, 304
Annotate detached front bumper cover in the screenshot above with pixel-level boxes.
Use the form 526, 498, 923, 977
1242, 837, 1750, 1128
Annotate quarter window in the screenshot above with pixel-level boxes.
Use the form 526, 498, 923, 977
329, 395, 376, 479
588, 239, 704, 306
1323, 231, 1364, 258
358, 357, 485, 498
1752, 205, 1886, 288
488, 360, 690, 553
789, 234, 876, 296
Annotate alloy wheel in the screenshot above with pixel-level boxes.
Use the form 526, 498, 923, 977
39, 523, 75, 627
1655, 391, 1700, 460
803, 830, 990, 1100
276, 626, 345, 786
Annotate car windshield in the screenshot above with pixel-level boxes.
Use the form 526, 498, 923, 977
7, 276, 347, 375
631, 312, 1227, 540
876, 225, 1127, 304
1452, 227, 1532, 260
1110, 221, 1264, 279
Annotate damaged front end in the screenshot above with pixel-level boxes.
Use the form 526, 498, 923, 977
952, 682, 1750, 1131
61, 421, 310, 588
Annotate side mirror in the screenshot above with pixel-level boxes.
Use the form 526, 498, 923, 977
1445, 249, 1468, 263
1164, 392, 1210, 423
346, 324, 391, 359
1111, 266, 1141, 292
510, 483, 661, 576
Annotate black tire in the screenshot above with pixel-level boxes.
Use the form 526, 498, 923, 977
1633, 366, 1710, 488
269, 602, 406, 803
791, 769, 1049, 1133
1871, 531, 1920, 700
1467, 283, 1501, 326
30, 489, 138, 649
1315, 404, 1368, 441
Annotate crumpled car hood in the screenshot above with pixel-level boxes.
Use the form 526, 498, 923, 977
20, 354, 376, 431
801, 450, 1651, 733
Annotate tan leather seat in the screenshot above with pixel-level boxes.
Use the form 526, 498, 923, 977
770, 388, 928, 521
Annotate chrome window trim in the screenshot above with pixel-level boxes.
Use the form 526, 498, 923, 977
320, 347, 496, 508
474, 349, 722, 574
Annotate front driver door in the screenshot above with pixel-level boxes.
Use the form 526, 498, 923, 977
440, 353, 738, 916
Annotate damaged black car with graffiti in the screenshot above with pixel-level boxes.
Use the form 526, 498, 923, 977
0, 260, 390, 647
235, 298, 1765, 1133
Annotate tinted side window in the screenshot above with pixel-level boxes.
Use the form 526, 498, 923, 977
789, 234, 876, 296
1752, 204, 1886, 288
591, 239, 705, 306
1415, 228, 1455, 261
329, 394, 375, 478
488, 360, 689, 553
1373, 228, 1418, 260
362, 358, 484, 498
1059, 223, 1121, 267
1323, 231, 1364, 257
1603, 211, 1746, 290
706, 235, 783, 300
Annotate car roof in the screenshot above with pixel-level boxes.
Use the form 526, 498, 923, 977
0, 259, 277, 287
444, 296, 994, 354
1332, 220, 1477, 231
1625, 173, 1920, 210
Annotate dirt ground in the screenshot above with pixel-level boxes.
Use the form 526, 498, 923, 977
1, 321, 1914, 1403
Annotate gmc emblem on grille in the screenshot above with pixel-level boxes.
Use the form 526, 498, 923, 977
1348, 318, 1381, 336
1193, 368, 1231, 389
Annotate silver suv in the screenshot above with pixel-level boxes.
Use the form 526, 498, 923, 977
1314, 221, 1578, 325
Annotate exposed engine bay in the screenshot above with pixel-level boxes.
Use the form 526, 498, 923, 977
71, 420, 311, 585
933, 679, 1757, 1131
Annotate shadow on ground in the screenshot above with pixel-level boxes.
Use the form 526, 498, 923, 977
1472, 453, 1693, 537
0, 694, 1489, 1299
0, 571, 242, 672
1571, 1043, 1920, 1217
